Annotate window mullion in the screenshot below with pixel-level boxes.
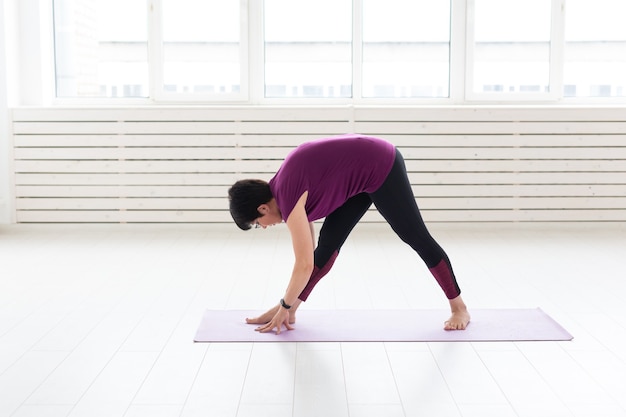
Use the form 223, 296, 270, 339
450, 0, 467, 103
464, 0, 476, 100
549, 0, 565, 101
148, 0, 163, 101
352, 0, 363, 101
248, 0, 264, 104
239, 0, 250, 102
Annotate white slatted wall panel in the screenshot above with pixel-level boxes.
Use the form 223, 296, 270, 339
10, 106, 626, 223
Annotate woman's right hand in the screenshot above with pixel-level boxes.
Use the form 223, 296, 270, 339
245, 303, 280, 325
245, 302, 298, 326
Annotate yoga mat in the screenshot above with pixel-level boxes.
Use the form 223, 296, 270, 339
194, 308, 573, 343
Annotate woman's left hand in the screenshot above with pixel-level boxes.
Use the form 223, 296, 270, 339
255, 307, 294, 335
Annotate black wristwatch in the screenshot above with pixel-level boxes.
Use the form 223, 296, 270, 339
280, 298, 292, 310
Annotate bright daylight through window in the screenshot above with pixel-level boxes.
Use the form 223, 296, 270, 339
471, 0, 552, 95
161, 0, 241, 97
264, 0, 352, 98
53, 0, 149, 98
563, 0, 626, 97
52, 0, 626, 102
362, 0, 450, 98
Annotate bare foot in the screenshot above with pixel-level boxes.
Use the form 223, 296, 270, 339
444, 309, 470, 330
444, 295, 470, 330
246, 303, 297, 325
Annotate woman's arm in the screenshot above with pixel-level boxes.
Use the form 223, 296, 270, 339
309, 221, 316, 251
282, 192, 314, 306
256, 191, 313, 334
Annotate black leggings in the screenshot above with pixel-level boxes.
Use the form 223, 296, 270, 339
298, 149, 461, 301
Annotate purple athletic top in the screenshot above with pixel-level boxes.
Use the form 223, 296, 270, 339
268, 134, 396, 222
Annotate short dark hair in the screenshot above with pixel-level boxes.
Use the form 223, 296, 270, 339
228, 179, 273, 230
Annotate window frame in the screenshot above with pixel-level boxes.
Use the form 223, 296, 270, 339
46, 0, 626, 105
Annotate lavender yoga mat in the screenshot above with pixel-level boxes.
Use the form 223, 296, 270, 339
193, 308, 573, 343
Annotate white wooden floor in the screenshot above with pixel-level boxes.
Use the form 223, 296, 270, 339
1, 222, 625, 417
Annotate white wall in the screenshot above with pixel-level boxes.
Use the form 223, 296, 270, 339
0, 0, 13, 223
0, 0, 52, 223
16, 0, 54, 106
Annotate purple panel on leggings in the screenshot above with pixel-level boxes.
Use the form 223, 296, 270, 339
298, 250, 338, 301
429, 259, 461, 299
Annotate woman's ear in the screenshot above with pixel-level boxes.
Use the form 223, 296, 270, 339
257, 203, 268, 215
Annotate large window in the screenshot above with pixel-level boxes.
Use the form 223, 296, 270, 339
51, 0, 626, 103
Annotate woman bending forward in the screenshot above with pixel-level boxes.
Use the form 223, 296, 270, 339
228, 134, 470, 334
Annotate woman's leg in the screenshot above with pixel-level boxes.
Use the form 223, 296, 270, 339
370, 150, 461, 299
298, 193, 372, 301
369, 150, 469, 329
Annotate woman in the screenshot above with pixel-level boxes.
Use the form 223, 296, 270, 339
228, 134, 470, 334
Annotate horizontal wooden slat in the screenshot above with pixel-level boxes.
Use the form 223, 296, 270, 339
11, 106, 355, 122
13, 147, 293, 160
13, 134, 318, 148
15, 209, 626, 223
413, 184, 624, 197
15, 198, 224, 210
16, 197, 626, 211
12, 160, 282, 174
354, 121, 626, 135
362, 208, 626, 222
12, 105, 626, 123
14, 181, 623, 198
14, 120, 626, 135
14, 146, 626, 160
15, 210, 224, 223
392, 134, 626, 148
13, 121, 126, 135
352, 106, 626, 122
15, 186, 227, 198
13, 173, 252, 186
13, 159, 626, 174
408, 172, 626, 185
11, 120, 351, 135
13, 134, 626, 148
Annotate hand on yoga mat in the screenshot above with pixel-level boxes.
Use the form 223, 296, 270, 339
246, 301, 299, 326
251, 306, 294, 335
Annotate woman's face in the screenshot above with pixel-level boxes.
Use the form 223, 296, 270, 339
254, 202, 282, 229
